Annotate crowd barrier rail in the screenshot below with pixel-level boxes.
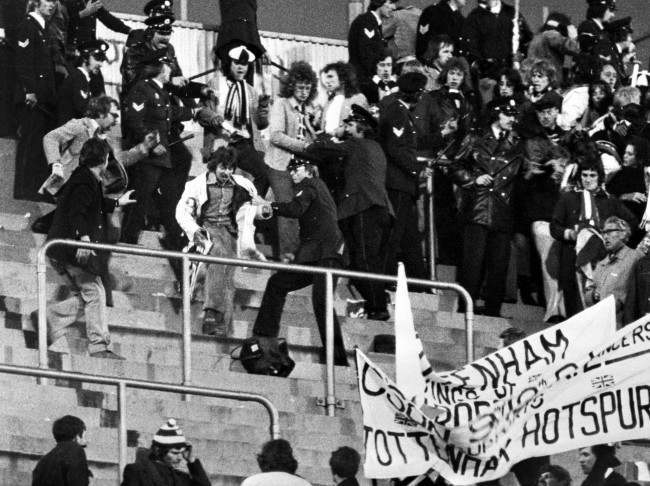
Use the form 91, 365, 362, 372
37, 239, 474, 417
0, 362, 280, 480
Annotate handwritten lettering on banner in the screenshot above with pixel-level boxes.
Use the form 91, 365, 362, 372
421, 298, 617, 428
357, 315, 650, 484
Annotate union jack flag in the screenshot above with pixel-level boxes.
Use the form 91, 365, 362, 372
591, 375, 615, 389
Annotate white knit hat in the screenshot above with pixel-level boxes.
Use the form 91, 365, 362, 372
152, 419, 187, 447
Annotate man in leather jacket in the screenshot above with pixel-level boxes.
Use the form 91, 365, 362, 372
451, 98, 524, 316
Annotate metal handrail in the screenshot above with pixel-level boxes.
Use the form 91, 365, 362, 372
0, 362, 280, 481
37, 239, 474, 416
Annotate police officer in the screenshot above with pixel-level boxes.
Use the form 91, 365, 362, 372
595, 16, 634, 84
63, 0, 130, 95
348, 0, 396, 89
379, 72, 428, 284
307, 104, 393, 320
57, 40, 108, 124
463, 0, 532, 80
14, 0, 58, 201
415, 0, 467, 64
252, 156, 348, 367
450, 99, 525, 317
121, 52, 195, 248
578, 0, 616, 55
120, 12, 214, 251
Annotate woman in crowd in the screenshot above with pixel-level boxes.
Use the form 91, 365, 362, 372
318, 62, 368, 138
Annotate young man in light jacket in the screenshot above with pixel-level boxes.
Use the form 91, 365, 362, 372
175, 147, 265, 336
265, 61, 319, 259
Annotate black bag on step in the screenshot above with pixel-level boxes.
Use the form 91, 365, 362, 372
237, 336, 295, 377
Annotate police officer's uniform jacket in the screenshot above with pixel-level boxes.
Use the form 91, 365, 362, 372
379, 98, 419, 196
415, 0, 467, 62
450, 128, 524, 232
348, 11, 384, 83
63, 0, 130, 47
56, 67, 92, 124
270, 177, 345, 264
123, 78, 193, 168
14, 11, 56, 106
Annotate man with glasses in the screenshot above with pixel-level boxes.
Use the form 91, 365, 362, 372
585, 216, 642, 324
34, 96, 156, 234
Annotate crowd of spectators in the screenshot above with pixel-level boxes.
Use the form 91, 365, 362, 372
1, 0, 650, 357
3, 1, 650, 484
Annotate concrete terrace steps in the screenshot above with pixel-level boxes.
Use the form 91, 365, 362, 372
0, 379, 353, 485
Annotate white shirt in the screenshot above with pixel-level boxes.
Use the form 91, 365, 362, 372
371, 10, 382, 27
240, 472, 312, 486
78, 67, 91, 83
324, 94, 345, 135
489, 1, 502, 14
29, 11, 46, 29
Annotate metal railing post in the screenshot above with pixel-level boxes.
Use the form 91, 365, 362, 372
181, 255, 192, 392
117, 381, 128, 476
426, 172, 437, 281
36, 247, 49, 371
325, 271, 336, 417
459, 288, 475, 362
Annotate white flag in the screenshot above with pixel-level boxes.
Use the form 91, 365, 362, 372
395, 262, 428, 403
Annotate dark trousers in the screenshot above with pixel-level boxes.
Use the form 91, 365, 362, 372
459, 223, 511, 316
383, 189, 426, 280
231, 139, 269, 197
14, 105, 55, 201
121, 142, 192, 247
340, 206, 390, 313
252, 258, 348, 366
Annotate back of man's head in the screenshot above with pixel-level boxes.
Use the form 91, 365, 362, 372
329, 446, 361, 479
52, 415, 86, 443
79, 137, 110, 168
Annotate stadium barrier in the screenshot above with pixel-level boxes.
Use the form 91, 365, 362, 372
0, 362, 280, 479
37, 240, 474, 416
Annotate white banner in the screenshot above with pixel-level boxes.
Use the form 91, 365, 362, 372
357, 315, 650, 484
420, 297, 618, 428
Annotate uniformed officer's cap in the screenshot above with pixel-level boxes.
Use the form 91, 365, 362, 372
397, 72, 427, 95
145, 13, 175, 34
78, 40, 109, 61
287, 152, 320, 172
343, 104, 378, 130
228, 44, 257, 64
492, 98, 519, 117
141, 49, 173, 66
586, 0, 616, 10
144, 0, 174, 16
606, 16, 633, 37
533, 91, 563, 112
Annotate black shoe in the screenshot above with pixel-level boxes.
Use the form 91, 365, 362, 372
203, 309, 227, 336
367, 310, 391, 321
546, 315, 565, 324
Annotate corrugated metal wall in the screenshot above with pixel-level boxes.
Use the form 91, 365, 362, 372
97, 14, 348, 101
